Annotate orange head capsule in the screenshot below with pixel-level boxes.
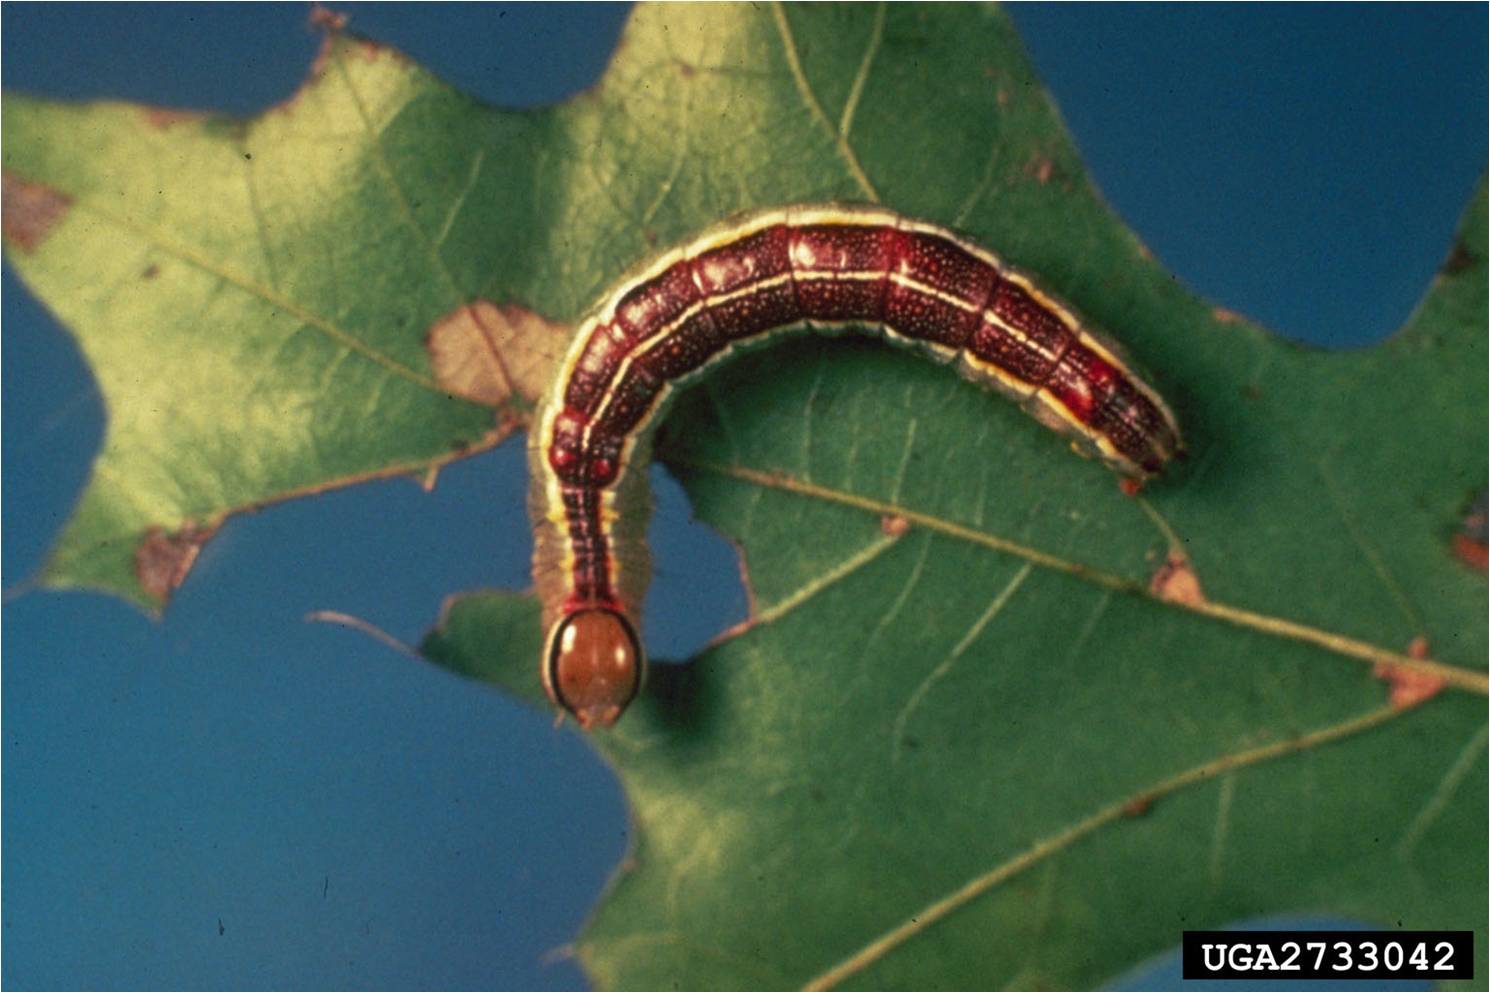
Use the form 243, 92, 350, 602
543, 608, 644, 729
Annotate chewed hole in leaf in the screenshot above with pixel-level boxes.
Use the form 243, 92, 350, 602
642, 465, 748, 662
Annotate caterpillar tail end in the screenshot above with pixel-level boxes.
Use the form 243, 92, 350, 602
542, 607, 645, 729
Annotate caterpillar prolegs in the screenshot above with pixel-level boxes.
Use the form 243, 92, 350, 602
528, 204, 1182, 728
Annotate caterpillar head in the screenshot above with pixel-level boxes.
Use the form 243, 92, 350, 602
542, 608, 644, 728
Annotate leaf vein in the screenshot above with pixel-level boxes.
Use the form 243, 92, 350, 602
680, 459, 1488, 694
66, 197, 442, 392
1062, 591, 1111, 666
1317, 456, 1425, 633
332, 56, 465, 303
799, 353, 827, 483
640, 84, 692, 230
435, 147, 486, 249
804, 704, 1408, 990
768, 1, 880, 202
953, 139, 1005, 227
890, 561, 1032, 762
754, 533, 900, 629
864, 531, 933, 652
1395, 723, 1488, 859
239, 145, 282, 291
1207, 773, 1236, 886
838, 2, 886, 141
888, 416, 918, 504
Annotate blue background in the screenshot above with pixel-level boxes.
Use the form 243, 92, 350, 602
3, 4, 1484, 989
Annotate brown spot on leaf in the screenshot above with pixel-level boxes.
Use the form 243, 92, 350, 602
1452, 534, 1487, 572
426, 299, 567, 411
1441, 241, 1476, 275
1374, 650, 1446, 710
135, 524, 217, 604
734, 540, 759, 621
1026, 155, 1054, 184
309, 3, 348, 32
880, 514, 911, 537
1118, 477, 1144, 497
1121, 794, 1155, 818
1150, 552, 1206, 607
1211, 306, 1243, 325
141, 264, 160, 280
1452, 489, 1487, 572
356, 39, 390, 63
1, 172, 72, 251
306, 34, 339, 81
142, 106, 205, 130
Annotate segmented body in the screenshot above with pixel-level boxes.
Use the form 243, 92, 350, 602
528, 204, 1182, 726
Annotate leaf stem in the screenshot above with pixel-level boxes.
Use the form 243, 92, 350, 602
683, 461, 1488, 697
802, 702, 1408, 991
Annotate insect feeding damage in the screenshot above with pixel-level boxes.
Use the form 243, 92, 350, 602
134, 524, 218, 606
425, 300, 566, 413
1149, 551, 1206, 608
1374, 637, 1447, 710
1451, 489, 1486, 573
1, 172, 72, 253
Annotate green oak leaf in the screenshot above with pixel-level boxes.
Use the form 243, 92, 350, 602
7, 3, 1486, 989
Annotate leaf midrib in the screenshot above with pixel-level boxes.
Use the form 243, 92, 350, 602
682, 458, 1489, 694
54, 192, 443, 391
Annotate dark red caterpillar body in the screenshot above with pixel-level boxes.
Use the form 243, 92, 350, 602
528, 204, 1182, 728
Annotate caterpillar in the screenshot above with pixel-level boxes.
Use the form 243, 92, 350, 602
527, 204, 1182, 728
